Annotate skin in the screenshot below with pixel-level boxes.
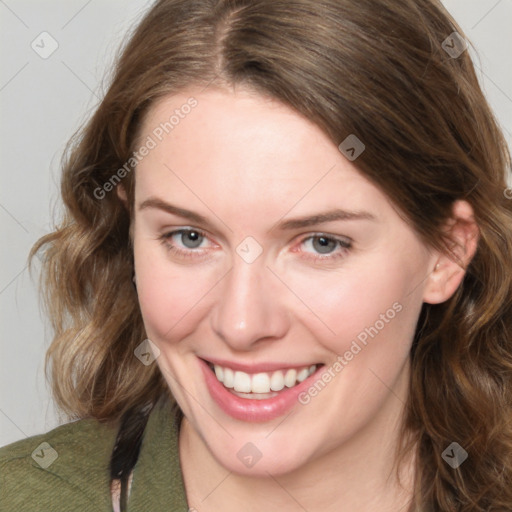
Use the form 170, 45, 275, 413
118, 86, 478, 511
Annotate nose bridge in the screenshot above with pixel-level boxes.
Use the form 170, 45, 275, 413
211, 250, 287, 349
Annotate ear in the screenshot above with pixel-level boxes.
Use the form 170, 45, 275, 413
422, 200, 479, 305
117, 184, 128, 205
116, 184, 135, 244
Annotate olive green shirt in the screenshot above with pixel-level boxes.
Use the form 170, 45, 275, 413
0, 398, 189, 511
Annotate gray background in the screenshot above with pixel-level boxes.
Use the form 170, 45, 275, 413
1, 0, 511, 447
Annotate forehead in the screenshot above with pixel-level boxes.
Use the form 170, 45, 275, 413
139, 87, 334, 167
134, 87, 393, 225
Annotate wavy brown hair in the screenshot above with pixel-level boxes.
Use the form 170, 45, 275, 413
29, 0, 512, 509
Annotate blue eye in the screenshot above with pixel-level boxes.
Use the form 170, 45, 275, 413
175, 230, 204, 249
312, 236, 338, 254
159, 229, 209, 259
298, 234, 352, 262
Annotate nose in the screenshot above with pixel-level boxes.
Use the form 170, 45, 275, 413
210, 254, 290, 352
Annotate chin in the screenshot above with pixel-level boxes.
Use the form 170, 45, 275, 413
203, 430, 317, 477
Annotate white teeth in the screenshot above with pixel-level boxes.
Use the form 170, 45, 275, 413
233, 371, 252, 392
284, 369, 297, 387
214, 365, 224, 382
296, 368, 309, 382
211, 363, 318, 395
223, 367, 234, 388
252, 373, 271, 393
270, 371, 285, 391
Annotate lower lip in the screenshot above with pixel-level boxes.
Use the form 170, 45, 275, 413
199, 358, 323, 422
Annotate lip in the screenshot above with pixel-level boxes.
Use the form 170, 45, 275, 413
201, 356, 318, 374
199, 357, 324, 422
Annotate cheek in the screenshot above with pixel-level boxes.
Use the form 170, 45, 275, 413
287, 261, 423, 429
286, 258, 422, 358
134, 240, 216, 342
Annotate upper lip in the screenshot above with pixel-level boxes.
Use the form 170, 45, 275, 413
201, 356, 322, 374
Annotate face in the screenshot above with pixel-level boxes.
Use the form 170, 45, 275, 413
129, 86, 436, 476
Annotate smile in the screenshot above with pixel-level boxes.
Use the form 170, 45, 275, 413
199, 358, 326, 421
208, 362, 318, 397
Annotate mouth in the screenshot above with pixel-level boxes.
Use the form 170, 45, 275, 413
199, 357, 327, 422
204, 360, 323, 400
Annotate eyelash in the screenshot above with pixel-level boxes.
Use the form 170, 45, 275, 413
158, 228, 352, 263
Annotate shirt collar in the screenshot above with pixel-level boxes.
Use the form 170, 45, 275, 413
126, 395, 189, 510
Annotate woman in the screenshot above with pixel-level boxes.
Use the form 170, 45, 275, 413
1, 0, 511, 510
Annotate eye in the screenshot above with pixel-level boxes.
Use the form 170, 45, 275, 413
303, 235, 338, 254
297, 234, 352, 262
158, 228, 211, 260
174, 230, 204, 249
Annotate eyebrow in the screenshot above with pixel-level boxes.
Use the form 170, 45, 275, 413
275, 209, 376, 230
139, 198, 211, 225
138, 197, 377, 231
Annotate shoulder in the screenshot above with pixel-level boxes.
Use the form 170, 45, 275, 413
0, 416, 119, 512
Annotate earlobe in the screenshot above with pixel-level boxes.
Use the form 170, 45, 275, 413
423, 200, 479, 305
